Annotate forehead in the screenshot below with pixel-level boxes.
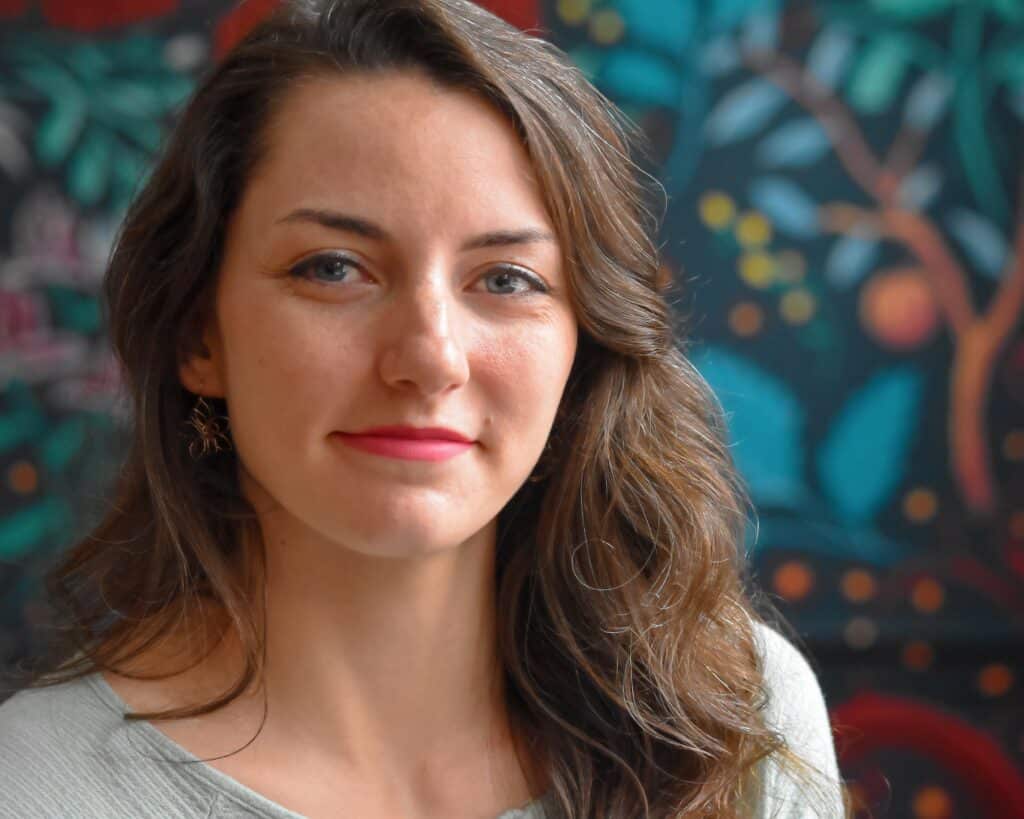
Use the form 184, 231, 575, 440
244, 70, 552, 233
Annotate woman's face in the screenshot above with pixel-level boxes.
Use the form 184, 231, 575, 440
180, 71, 578, 558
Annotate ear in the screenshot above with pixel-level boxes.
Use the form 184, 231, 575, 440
178, 312, 226, 398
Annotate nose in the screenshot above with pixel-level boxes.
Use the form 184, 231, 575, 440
377, 275, 470, 397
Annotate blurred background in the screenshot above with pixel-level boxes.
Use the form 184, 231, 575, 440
0, 0, 1022, 816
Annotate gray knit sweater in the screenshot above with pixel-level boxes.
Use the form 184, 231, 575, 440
0, 622, 844, 818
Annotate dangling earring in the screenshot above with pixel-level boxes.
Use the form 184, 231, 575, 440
185, 395, 232, 460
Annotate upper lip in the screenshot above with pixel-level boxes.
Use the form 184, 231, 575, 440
340, 425, 474, 443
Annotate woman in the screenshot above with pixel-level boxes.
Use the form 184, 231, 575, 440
0, 1, 849, 817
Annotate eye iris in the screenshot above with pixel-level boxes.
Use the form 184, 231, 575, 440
490, 268, 522, 293
319, 258, 348, 279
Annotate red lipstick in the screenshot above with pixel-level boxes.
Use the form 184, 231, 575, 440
331, 425, 475, 462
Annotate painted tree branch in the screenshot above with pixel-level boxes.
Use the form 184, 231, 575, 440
742, 44, 1024, 516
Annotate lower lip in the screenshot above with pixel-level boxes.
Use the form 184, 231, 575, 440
331, 433, 474, 462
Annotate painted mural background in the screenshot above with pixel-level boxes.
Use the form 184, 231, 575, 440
1, 0, 1022, 816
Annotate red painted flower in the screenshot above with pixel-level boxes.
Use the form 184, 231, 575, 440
0, 0, 28, 22
41, 0, 178, 32
476, 0, 540, 30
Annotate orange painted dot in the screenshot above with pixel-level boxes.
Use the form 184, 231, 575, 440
903, 487, 938, 523
902, 640, 934, 671
8, 461, 38, 494
736, 211, 773, 247
911, 577, 944, 613
1009, 511, 1024, 539
840, 569, 877, 603
1002, 430, 1024, 461
773, 560, 814, 602
843, 616, 878, 649
699, 191, 736, 228
739, 251, 775, 288
776, 249, 806, 283
978, 663, 1014, 697
589, 9, 624, 44
779, 288, 815, 324
729, 302, 764, 337
912, 785, 952, 819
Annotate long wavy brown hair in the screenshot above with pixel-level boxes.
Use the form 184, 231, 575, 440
7, 1, 852, 816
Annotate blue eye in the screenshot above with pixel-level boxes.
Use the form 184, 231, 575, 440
481, 265, 548, 295
288, 253, 361, 284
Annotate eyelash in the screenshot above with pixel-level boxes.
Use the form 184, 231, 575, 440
286, 252, 549, 295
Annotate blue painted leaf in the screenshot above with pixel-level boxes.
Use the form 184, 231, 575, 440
806, 25, 855, 90
690, 343, 809, 509
67, 126, 112, 206
598, 48, 681, 109
705, 78, 787, 146
847, 35, 908, 115
988, 45, 1024, 88
748, 176, 820, 238
0, 499, 72, 560
615, 0, 696, 59
825, 233, 881, 290
904, 71, 952, 129
96, 80, 164, 119
707, 0, 775, 34
945, 208, 1009, 278
747, 515, 910, 565
817, 366, 925, 527
869, 0, 955, 19
897, 163, 943, 210
700, 36, 740, 77
755, 117, 830, 167
741, 10, 779, 52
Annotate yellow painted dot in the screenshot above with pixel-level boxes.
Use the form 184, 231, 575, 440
903, 487, 938, 523
840, 569, 877, 603
739, 251, 775, 289
736, 211, 773, 248
728, 301, 764, 337
844, 616, 878, 650
902, 640, 934, 671
773, 560, 814, 602
1009, 510, 1024, 539
978, 663, 1014, 697
1003, 430, 1024, 461
589, 9, 625, 44
912, 785, 952, 819
8, 461, 38, 494
779, 288, 816, 324
776, 250, 806, 283
556, 0, 591, 25
911, 577, 945, 613
699, 191, 735, 229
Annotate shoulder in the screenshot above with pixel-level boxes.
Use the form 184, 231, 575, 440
746, 621, 846, 819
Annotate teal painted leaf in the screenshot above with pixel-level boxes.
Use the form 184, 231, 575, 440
748, 176, 820, 238
817, 366, 925, 527
40, 416, 88, 472
705, 78, 787, 146
0, 409, 47, 455
869, 0, 955, 19
47, 286, 102, 333
0, 499, 72, 560
700, 36, 740, 77
707, 0, 776, 33
825, 233, 881, 290
747, 515, 911, 565
806, 25, 855, 90
614, 0, 696, 59
598, 49, 681, 108
690, 344, 810, 509
987, 0, 1024, 23
34, 99, 86, 167
946, 208, 1009, 278
987, 45, 1024, 89
848, 36, 908, 114
756, 117, 830, 167
67, 126, 112, 206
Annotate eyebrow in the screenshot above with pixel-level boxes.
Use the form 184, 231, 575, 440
276, 208, 558, 252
